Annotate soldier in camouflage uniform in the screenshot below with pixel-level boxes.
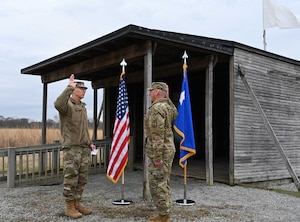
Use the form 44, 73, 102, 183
144, 82, 178, 222
54, 74, 96, 219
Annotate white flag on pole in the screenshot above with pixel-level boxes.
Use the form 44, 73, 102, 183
263, 0, 300, 30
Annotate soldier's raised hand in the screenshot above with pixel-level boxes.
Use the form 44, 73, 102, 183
69, 74, 76, 87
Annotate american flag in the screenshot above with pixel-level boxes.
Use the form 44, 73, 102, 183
106, 72, 130, 183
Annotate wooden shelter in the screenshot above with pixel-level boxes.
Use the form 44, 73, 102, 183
21, 24, 300, 187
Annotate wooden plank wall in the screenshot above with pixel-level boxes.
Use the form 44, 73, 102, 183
233, 48, 300, 183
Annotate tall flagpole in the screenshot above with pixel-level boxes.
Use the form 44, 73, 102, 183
175, 51, 195, 206
263, 0, 267, 51
112, 58, 132, 205
263, 30, 267, 51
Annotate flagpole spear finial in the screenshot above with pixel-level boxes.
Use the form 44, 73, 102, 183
182, 50, 188, 65
120, 58, 127, 73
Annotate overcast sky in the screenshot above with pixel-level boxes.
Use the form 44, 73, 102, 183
1, 0, 300, 121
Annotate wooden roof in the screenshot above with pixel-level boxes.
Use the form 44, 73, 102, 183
21, 24, 300, 88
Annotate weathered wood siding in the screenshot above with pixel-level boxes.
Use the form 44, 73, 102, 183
233, 48, 300, 183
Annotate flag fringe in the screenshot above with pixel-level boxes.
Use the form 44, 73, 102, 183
106, 159, 128, 183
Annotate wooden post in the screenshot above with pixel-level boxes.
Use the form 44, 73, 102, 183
7, 148, 16, 188
238, 65, 300, 191
103, 89, 110, 139
128, 136, 134, 171
41, 83, 48, 173
93, 88, 98, 141
229, 56, 235, 185
42, 82, 47, 144
143, 40, 153, 200
205, 55, 214, 186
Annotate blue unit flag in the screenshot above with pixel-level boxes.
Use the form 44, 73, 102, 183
174, 63, 196, 168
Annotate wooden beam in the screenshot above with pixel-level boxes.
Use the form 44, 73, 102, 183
41, 43, 149, 83
92, 55, 217, 89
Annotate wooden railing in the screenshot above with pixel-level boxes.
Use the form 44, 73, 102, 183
0, 139, 112, 188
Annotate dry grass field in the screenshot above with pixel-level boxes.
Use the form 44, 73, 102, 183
0, 128, 103, 148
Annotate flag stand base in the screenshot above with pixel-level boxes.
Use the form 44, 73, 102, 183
175, 199, 195, 206
112, 199, 132, 205
111, 172, 132, 205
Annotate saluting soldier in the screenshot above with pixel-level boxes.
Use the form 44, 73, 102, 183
54, 74, 96, 219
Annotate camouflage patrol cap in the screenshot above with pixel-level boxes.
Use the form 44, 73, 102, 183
148, 82, 167, 91
75, 81, 88, 89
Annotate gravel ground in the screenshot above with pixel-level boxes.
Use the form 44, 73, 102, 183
1, 169, 300, 222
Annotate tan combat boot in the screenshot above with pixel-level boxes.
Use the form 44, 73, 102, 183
147, 214, 170, 222
65, 200, 82, 219
74, 200, 92, 215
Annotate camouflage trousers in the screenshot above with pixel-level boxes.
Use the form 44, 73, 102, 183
148, 150, 175, 215
63, 145, 91, 201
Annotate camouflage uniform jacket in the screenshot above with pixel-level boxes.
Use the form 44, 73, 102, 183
54, 85, 91, 147
144, 98, 178, 162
